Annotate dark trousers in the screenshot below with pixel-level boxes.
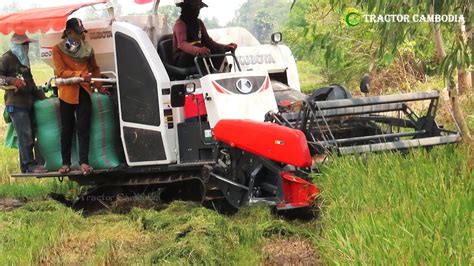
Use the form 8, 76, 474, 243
60, 88, 91, 166
9, 108, 36, 173
175, 46, 226, 74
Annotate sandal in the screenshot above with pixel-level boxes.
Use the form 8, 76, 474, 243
80, 164, 93, 176
58, 165, 70, 175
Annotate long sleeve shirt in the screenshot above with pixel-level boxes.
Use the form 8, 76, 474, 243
52, 44, 102, 104
172, 19, 226, 60
0, 51, 44, 109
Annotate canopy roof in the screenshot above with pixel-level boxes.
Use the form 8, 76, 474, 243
0, 1, 107, 35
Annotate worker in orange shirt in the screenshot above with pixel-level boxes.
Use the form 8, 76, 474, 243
52, 18, 109, 175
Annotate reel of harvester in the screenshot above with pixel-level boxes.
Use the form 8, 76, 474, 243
266, 86, 461, 157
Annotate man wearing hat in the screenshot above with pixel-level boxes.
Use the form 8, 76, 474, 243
52, 18, 108, 175
0, 33, 47, 173
173, 0, 238, 70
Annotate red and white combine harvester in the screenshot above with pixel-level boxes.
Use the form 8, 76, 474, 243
0, 1, 460, 211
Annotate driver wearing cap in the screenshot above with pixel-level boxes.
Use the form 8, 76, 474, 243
173, 0, 237, 69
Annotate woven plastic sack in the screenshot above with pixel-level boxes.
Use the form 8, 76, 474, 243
88, 93, 120, 169
34, 98, 79, 171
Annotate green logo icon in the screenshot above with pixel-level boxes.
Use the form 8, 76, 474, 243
344, 8, 362, 26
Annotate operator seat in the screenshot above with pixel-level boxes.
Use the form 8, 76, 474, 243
157, 34, 198, 80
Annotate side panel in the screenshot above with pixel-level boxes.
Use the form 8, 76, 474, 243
177, 122, 216, 164
112, 22, 175, 166
123, 127, 167, 162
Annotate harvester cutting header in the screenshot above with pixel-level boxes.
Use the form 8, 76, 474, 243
0, 0, 460, 211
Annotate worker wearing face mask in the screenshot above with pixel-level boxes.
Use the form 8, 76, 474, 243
0, 33, 47, 174
173, 0, 237, 69
52, 18, 108, 175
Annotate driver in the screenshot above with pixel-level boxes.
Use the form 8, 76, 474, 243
173, 0, 237, 70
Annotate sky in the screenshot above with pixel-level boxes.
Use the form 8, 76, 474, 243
0, 0, 247, 26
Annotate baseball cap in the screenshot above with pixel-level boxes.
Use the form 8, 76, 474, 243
11, 33, 38, 44
65, 18, 88, 34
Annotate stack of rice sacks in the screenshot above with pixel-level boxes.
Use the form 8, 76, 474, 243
35, 93, 120, 172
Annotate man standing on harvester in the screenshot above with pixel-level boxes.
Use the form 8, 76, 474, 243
52, 18, 108, 175
0, 33, 47, 174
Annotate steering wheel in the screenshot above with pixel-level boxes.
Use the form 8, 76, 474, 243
194, 53, 242, 76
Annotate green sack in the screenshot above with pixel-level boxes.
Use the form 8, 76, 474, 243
88, 93, 120, 169
35, 98, 80, 171
35, 95, 121, 171
3, 109, 11, 124
4, 123, 18, 149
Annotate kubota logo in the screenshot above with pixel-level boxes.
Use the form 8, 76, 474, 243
344, 7, 362, 27
235, 79, 253, 94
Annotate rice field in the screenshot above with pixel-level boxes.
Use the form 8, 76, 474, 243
0, 144, 471, 264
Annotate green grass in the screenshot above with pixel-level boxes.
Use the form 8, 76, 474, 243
315, 145, 473, 264
0, 179, 78, 199
0, 200, 318, 265
0, 145, 471, 264
0, 145, 19, 184
128, 201, 317, 265
0, 201, 84, 265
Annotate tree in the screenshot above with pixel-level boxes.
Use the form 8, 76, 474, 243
291, 0, 472, 140
229, 0, 292, 43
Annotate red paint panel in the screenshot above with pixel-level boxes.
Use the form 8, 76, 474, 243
278, 172, 319, 209
213, 119, 313, 167
257, 77, 270, 93
184, 94, 207, 119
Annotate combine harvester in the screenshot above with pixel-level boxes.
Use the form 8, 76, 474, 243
0, 0, 460, 211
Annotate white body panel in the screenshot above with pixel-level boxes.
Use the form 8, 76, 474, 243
208, 27, 301, 92
234, 45, 301, 92
200, 71, 278, 128
112, 22, 176, 166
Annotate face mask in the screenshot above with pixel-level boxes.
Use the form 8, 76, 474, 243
182, 6, 200, 19
11, 43, 30, 67
65, 37, 81, 53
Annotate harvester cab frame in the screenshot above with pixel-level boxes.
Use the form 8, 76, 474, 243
1, 0, 460, 212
